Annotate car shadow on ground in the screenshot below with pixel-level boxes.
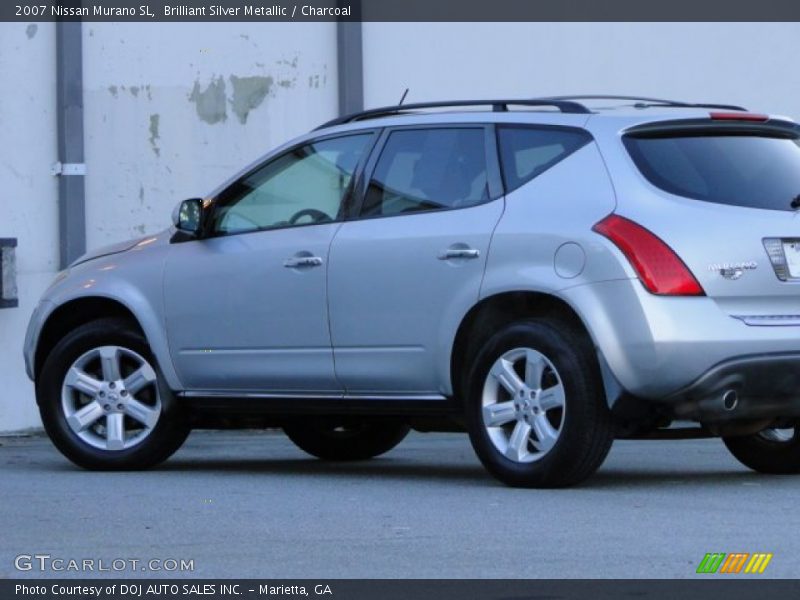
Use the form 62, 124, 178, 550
150, 456, 778, 490
159, 456, 495, 485
5, 434, 787, 489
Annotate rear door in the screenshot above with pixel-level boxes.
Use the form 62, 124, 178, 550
327, 125, 504, 395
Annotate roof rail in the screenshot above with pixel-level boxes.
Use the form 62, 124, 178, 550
540, 95, 748, 112
316, 98, 591, 130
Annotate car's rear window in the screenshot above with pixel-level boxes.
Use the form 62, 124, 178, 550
624, 133, 800, 211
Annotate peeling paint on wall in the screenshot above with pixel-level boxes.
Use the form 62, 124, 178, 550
184, 61, 324, 126
108, 85, 118, 97
229, 75, 273, 124
189, 76, 227, 124
25, 24, 37, 39
148, 114, 160, 157
130, 86, 139, 97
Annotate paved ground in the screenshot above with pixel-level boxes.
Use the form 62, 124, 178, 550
0, 430, 797, 579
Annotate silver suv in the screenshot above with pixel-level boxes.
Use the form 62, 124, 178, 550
23, 96, 800, 487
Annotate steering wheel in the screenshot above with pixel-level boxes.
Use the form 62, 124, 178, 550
288, 208, 332, 225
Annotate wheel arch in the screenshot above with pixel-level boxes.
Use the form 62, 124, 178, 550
449, 291, 613, 404
33, 295, 180, 391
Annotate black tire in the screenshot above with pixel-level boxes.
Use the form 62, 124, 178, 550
37, 318, 190, 470
465, 319, 614, 488
284, 417, 410, 461
723, 427, 800, 474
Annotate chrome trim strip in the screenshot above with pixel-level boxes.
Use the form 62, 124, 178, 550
732, 315, 800, 327
179, 391, 448, 401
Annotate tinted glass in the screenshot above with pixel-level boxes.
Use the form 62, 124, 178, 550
497, 126, 591, 192
625, 134, 800, 211
211, 133, 372, 234
361, 128, 489, 217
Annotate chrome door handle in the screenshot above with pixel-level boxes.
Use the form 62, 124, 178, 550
284, 256, 323, 268
438, 248, 480, 260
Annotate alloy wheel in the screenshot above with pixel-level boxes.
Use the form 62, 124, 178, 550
61, 345, 162, 451
481, 347, 566, 463
759, 427, 795, 443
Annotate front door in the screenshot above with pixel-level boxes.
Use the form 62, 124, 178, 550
163, 132, 374, 393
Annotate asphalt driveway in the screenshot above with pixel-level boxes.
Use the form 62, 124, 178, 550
0, 430, 796, 578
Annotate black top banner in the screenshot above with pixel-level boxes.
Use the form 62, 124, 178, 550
4, 0, 800, 22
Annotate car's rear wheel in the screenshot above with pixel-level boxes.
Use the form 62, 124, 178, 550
465, 319, 614, 488
723, 425, 800, 474
38, 318, 189, 470
284, 417, 410, 461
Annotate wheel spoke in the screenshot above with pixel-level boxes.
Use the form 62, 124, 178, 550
490, 359, 525, 396
67, 401, 105, 431
64, 368, 103, 397
124, 398, 159, 428
505, 421, 532, 462
483, 401, 516, 427
105, 413, 125, 450
759, 427, 795, 443
123, 364, 156, 395
524, 350, 546, 388
532, 414, 559, 452
539, 383, 566, 411
99, 347, 122, 381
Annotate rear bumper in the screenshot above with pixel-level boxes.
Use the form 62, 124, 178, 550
562, 278, 800, 403
663, 353, 800, 421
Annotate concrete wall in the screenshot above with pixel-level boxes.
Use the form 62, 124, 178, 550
0, 23, 58, 431
3, 21, 800, 431
362, 23, 800, 118
83, 23, 337, 248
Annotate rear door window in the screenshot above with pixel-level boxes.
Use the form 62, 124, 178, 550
360, 128, 489, 217
624, 134, 800, 211
496, 126, 592, 193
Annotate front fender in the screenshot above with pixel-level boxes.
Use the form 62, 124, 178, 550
27, 238, 182, 391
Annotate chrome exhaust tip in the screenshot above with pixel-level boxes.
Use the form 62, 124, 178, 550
722, 390, 739, 411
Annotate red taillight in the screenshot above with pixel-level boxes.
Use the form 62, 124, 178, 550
593, 215, 705, 296
709, 111, 769, 122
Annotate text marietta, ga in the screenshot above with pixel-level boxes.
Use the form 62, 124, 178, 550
16, 584, 333, 596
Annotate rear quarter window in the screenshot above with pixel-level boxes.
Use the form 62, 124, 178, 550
496, 126, 592, 193
624, 133, 800, 211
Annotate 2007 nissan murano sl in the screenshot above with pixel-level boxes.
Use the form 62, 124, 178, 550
24, 95, 800, 487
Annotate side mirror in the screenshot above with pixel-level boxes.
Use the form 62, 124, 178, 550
171, 198, 204, 242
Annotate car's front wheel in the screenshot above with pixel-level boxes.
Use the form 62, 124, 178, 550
37, 318, 190, 470
723, 425, 800, 474
465, 319, 614, 488
284, 417, 410, 460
